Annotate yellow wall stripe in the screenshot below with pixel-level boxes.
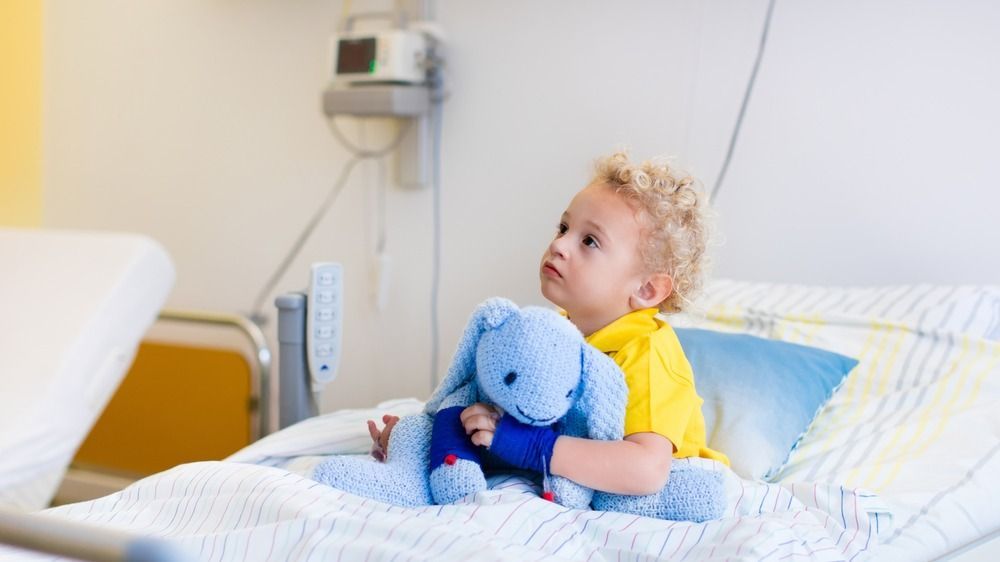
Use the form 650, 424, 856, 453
0, 0, 44, 226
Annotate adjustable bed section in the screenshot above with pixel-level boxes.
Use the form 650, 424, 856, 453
0, 228, 174, 510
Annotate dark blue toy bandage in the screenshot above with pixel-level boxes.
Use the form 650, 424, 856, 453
488, 414, 559, 473
429, 406, 482, 470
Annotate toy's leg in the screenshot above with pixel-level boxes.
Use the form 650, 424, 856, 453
428, 406, 487, 504
313, 414, 433, 507
428, 459, 488, 505
548, 475, 593, 510
591, 463, 726, 522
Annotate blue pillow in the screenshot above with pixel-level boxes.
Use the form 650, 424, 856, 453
675, 328, 858, 481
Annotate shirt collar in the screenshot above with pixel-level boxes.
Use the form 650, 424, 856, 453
585, 308, 660, 353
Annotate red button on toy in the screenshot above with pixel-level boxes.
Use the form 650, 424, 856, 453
541, 491, 555, 502
444, 454, 458, 465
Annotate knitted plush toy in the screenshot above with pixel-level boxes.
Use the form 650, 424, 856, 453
312, 298, 726, 522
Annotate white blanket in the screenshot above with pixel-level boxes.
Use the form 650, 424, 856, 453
0, 398, 888, 561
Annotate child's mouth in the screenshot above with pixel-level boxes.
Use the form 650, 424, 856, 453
542, 262, 562, 278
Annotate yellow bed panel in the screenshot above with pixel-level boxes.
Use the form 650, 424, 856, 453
74, 341, 254, 476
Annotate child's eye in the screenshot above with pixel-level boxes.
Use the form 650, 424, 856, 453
582, 235, 599, 249
557, 223, 568, 236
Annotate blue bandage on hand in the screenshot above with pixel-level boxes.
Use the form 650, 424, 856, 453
430, 406, 482, 470
488, 414, 559, 473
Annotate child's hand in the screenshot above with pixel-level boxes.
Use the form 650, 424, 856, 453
367, 414, 399, 462
461, 403, 501, 448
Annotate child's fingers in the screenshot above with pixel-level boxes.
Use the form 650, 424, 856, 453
459, 404, 485, 423
367, 420, 381, 442
460, 403, 499, 424
470, 430, 494, 448
462, 412, 497, 435
382, 414, 398, 424
380, 418, 397, 449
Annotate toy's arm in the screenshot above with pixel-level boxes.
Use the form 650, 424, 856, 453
550, 432, 673, 496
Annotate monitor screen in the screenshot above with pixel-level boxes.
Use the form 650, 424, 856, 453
336, 38, 376, 74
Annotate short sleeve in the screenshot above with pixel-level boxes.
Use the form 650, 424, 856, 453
618, 337, 701, 449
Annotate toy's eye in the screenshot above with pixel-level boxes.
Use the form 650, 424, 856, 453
504, 371, 517, 386
565, 388, 574, 398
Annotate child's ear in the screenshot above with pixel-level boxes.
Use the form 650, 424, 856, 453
629, 273, 673, 310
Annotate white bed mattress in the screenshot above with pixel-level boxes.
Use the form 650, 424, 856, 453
1, 280, 996, 561
0, 228, 174, 510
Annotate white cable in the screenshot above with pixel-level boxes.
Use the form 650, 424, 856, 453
251, 118, 411, 323
250, 156, 364, 322
375, 155, 387, 254
326, 116, 412, 158
428, 82, 444, 392
373, 154, 391, 312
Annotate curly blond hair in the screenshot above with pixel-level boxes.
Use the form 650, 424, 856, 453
591, 151, 710, 314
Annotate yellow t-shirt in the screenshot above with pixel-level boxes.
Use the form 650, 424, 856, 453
586, 308, 729, 465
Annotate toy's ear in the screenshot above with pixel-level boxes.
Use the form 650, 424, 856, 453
479, 297, 519, 329
424, 298, 519, 413
575, 344, 629, 441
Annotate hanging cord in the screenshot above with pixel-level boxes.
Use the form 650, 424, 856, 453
249, 118, 412, 324
429, 103, 443, 391
356, 121, 387, 263
428, 49, 447, 391
709, 0, 777, 204
327, 116, 412, 159
250, 156, 362, 323
375, 153, 387, 254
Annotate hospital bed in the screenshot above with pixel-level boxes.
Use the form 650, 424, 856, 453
2, 272, 999, 559
0, 228, 174, 511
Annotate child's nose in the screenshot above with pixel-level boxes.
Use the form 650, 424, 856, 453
548, 236, 568, 258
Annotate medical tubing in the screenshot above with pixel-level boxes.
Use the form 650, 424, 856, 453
250, 156, 363, 321
429, 84, 444, 391
709, 0, 777, 204
375, 156, 387, 254
488, 414, 559, 474
250, 116, 412, 321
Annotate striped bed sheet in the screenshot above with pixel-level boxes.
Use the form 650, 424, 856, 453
5, 280, 995, 561
684, 281, 1000, 561
0, 461, 885, 562
0, 398, 888, 562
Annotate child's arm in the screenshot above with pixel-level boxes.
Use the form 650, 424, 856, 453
551, 433, 672, 495
462, 404, 673, 496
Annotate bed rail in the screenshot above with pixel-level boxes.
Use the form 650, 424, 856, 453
0, 506, 186, 561
156, 308, 273, 438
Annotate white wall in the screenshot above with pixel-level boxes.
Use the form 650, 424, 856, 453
43, 1, 1000, 413
687, 1, 1000, 285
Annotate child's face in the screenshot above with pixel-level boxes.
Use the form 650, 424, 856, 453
539, 183, 647, 325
